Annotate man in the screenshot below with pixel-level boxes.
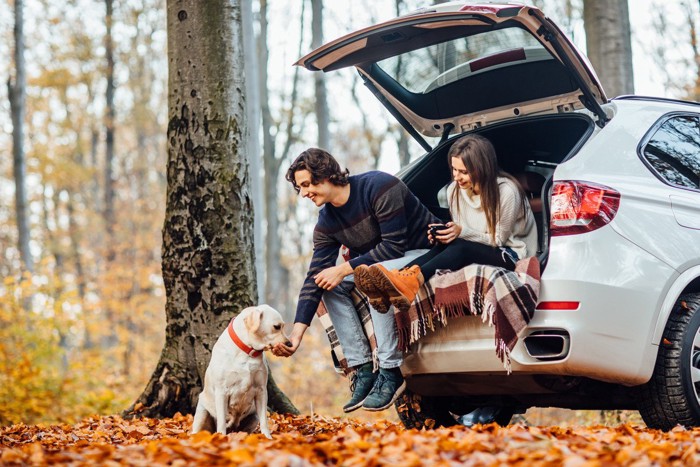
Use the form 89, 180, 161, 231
273, 148, 438, 412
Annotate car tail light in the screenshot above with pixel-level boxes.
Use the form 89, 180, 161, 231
550, 181, 620, 236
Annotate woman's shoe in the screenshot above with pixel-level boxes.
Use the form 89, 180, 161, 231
354, 265, 392, 313
369, 264, 424, 312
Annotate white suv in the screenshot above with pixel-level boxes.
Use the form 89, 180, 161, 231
297, 1, 700, 430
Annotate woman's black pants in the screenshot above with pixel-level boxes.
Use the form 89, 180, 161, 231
406, 238, 515, 280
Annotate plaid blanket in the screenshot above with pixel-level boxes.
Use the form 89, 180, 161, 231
397, 256, 541, 372
317, 256, 540, 375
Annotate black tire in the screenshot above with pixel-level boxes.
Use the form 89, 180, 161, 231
395, 390, 457, 429
394, 389, 515, 429
637, 293, 700, 430
492, 407, 516, 426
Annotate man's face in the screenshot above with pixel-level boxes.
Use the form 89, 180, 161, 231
294, 169, 333, 207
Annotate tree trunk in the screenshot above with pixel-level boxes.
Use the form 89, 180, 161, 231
8, 0, 33, 274
66, 190, 92, 349
259, 0, 281, 310
397, 128, 411, 168
683, 0, 700, 101
260, 0, 301, 314
126, 0, 296, 419
393, 1, 413, 168
349, 76, 385, 170
583, 0, 634, 97
242, 0, 265, 303
104, 0, 116, 258
311, 0, 330, 150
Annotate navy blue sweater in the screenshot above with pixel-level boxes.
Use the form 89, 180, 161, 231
295, 171, 438, 325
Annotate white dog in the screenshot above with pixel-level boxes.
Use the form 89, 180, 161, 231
192, 304, 290, 438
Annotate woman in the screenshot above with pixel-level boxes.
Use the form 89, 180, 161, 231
354, 134, 537, 312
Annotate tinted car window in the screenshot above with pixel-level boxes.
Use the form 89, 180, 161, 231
642, 115, 700, 190
377, 27, 550, 94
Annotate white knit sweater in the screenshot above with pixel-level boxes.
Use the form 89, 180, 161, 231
447, 177, 538, 259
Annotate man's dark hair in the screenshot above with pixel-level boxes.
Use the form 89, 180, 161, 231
286, 148, 350, 193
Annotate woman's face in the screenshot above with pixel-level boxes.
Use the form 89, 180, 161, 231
451, 157, 474, 191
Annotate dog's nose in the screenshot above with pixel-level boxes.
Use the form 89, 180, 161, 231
284, 340, 292, 347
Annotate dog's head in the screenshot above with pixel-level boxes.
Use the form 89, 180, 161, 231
240, 304, 291, 350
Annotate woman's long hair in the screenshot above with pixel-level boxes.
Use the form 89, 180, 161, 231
447, 134, 527, 244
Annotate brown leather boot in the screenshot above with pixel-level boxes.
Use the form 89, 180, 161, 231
369, 264, 424, 312
354, 265, 392, 313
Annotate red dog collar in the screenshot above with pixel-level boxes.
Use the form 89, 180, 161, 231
227, 320, 263, 358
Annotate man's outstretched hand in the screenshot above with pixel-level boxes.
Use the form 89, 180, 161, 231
272, 323, 308, 357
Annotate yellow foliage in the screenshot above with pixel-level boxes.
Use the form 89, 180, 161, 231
0, 267, 165, 426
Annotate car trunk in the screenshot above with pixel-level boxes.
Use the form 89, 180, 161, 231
399, 112, 596, 263
297, 3, 609, 142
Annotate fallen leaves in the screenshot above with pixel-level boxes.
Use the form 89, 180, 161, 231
3, 413, 700, 465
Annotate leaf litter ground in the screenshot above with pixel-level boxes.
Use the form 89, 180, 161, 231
2, 413, 700, 466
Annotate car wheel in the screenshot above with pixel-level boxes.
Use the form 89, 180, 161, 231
637, 293, 700, 430
394, 390, 515, 429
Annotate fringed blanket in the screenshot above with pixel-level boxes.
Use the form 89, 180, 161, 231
317, 257, 540, 375
397, 256, 541, 372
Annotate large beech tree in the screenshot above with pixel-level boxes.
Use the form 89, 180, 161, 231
127, 0, 296, 418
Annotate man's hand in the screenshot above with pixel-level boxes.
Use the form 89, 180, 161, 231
272, 323, 308, 358
313, 262, 353, 290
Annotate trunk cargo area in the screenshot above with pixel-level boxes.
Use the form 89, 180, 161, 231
401, 112, 596, 259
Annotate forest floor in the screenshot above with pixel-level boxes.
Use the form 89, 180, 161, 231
2, 412, 699, 466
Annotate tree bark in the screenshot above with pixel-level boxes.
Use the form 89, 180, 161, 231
583, 0, 634, 97
259, 0, 282, 311
104, 0, 116, 258
394, 0, 413, 168
241, 0, 265, 303
311, 0, 330, 150
8, 0, 33, 274
99, 0, 119, 350
260, 0, 302, 314
683, 0, 700, 101
350, 76, 385, 170
397, 128, 411, 168
126, 0, 296, 418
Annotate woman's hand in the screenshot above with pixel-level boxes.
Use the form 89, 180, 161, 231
433, 222, 462, 244
427, 226, 436, 244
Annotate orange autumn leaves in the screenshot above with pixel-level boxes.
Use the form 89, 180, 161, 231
3, 413, 700, 466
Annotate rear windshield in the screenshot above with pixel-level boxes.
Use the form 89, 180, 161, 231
377, 27, 552, 94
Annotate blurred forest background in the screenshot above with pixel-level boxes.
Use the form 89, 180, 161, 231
2, 0, 700, 427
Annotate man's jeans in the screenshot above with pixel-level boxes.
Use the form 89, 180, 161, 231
321, 249, 429, 370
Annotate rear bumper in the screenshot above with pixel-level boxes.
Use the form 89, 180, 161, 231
401, 227, 678, 388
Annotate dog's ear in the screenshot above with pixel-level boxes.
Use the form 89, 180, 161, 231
244, 307, 263, 334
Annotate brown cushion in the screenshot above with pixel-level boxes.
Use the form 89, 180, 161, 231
514, 172, 545, 214
515, 172, 545, 194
